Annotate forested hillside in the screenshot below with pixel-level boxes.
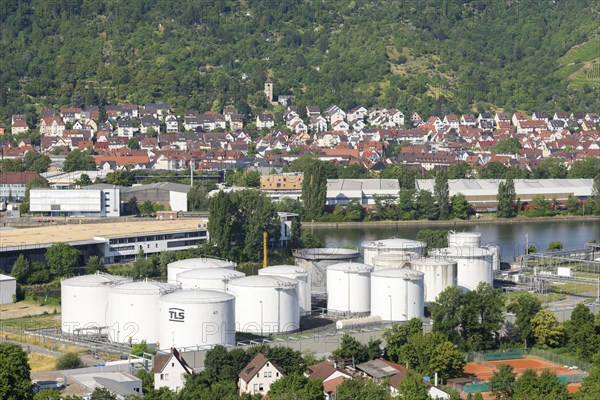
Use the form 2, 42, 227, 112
0, 0, 598, 125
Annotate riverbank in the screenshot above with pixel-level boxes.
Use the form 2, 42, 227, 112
303, 215, 600, 228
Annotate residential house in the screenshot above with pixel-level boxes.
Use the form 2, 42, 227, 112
256, 114, 276, 129
460, 114, 477, 127
201, 112, 227, 131
325, 105, 346, 125
153, 348, 193, 392
144, 103, 170, 120
306, 105, 321, 117
517, 120, 547, 135
331, 120, 350, 132
443, 114, 460, 129
387, 109, 405, 126
495, 112, 511, 125
165, 114, 179, 133
512, 112, 528, 127
59, 107, 82, 122
553, 111, 570, 123
229, 114, 244, 131
309, 115, 328, 132
238, 353, 283, 396
532, 112, 549, 122
39, 117, 65, 137
305, 361, 353, 400
11, 118, 29, 134
117, 118, 135, 138
140, 116, 161, 134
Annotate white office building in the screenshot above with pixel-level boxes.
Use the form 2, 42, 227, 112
30, 188, 121, 217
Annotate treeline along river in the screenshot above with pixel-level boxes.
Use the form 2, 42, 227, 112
312, 220, 600, 262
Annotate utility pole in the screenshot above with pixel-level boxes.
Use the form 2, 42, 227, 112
263, 231, 268, 268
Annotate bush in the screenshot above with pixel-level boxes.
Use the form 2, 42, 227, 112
55, 353, 83, 370
547, 241, 563, 251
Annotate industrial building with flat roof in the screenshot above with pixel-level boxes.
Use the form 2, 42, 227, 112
416, 178, 594, 208
326, 179, 400, 206
0, 219, 208, 271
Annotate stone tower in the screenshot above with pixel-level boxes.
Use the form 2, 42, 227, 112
264, 78, 273, 103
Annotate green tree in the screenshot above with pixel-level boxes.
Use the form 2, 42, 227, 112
547, 241, 563, 251
398, 332, 466, 382
564, 304, 599, 361
566, 193, 581, 214
568, 157, 600, 179
416, 229, 448, 254
496, 177, 516, 218
28, 261, 50, 284
332, 335, 378, 366
290, 217, 302, 249
45, 242, 80, 277
56, 352, 83, 370
187, 185, 211, 211
491, 138, 521, 154
63, 148, 96, 172
511, 369, 568, 400
33, 389, 62, 400
76, 173, 92, 186
207, 190, 233, 258
396, 372, 430, 400
533, 157, 568, 179
451, 193, 470, 219
302, 160, 328, 220
138, 200, 156, 216
23, 152, 51, 173
269, 372, 324, 400
127, 137, 140, 149
507, 292, 542, 347
158, 251, 177, 277
487, 364, 516, 400
415, 190, 438, 220
383, 318, 423, 362
578, 352, 600, 399
105, 170, 136, 186
336, 379, 392, 400
0, 343, 33, 400
530, 310, 565, 349
90, 387, 117, 400
434, 170, 450, 219
10, 254, 31, 285
301, 231, 324, 248
85, 256, 106, 274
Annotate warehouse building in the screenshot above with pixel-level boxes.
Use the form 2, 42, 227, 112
0, 274, 16, 304
0, 219, 208, 270
0, 172, 47, 202
30, 187, 120, 217
326, 179, 400, 206
415, 179, 594, 209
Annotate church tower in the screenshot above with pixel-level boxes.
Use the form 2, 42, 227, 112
264, 78, 273, 103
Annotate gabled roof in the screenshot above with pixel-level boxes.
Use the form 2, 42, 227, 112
153, 348, 192, 375
239, 353, 283, 383
306, 361, 351, 381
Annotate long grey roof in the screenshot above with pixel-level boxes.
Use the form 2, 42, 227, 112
416, 179, 593, 197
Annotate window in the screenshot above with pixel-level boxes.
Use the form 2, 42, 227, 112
253, 384, 258, 391
259, 384, 264, 391
276, 372, 279, 377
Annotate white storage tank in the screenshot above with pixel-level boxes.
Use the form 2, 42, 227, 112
371, 268, 424, 321
448, 231, 481, 247
176, 269, 245, 292
409, 258, 458, 303
430, 247, 494, 291
107, 281, 179, 344
158, 289, 235, 349
326, 263, 373, 314
372, 252, 417, 271
228, 276, 300, 335
259, 265, 311, 316
167, 258, 236, 283
362, 238, 426, 266
61, 273, 131, 334
485, 245, 501, 271
293, 248, 361, 294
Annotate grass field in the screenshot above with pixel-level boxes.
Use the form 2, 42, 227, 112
28, 353, 57, 372
0, 314, 60, 330
559, 36, 600, 66
556, 35, 600, 89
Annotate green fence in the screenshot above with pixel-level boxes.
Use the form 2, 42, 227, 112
528, 348, 592, 373
558, 374, 588, 385
467, 349, 526, 362
463, 383, 489, 393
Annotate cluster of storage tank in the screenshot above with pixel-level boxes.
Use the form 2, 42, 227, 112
325, 233, 498, 323
61, 259, 309, 350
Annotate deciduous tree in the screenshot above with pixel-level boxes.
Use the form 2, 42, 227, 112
0, 343, 33, 400
530, 310, 564, 349
45, 242, 80, 277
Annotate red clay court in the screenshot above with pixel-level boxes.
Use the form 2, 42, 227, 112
464, 357, 583, 381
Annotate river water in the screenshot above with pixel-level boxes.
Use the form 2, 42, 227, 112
312, 220, 600, 262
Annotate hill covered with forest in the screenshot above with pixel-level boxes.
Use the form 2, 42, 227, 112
0, 0, 598, 125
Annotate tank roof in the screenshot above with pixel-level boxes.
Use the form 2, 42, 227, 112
293, 248, 360, 260
259, 265, 308, 275
168, 258, 235, 269
362, 237, 426, 249
228, 275, 298, 288
430, 246, 494, 258
410, 257, 458, 266
372, 268, 424, 279
110, 281, 179, 295
62, 273, 130, 287
327, 262, 373, 273
160, 289, 234, 303
448, 231, 481, 237
373, 252, 416, 260
177, 268, 245, 280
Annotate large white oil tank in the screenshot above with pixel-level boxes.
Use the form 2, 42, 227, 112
448, 231, 482, 247
372, 252, 417, 271
326, 263, 373, 314
61, 273, 131, 334
158, 289, 235, 349
430, 247, 493, 291
409, 258, 458, 303
228, 276, 300, 335
293, 248, 361, 294
107, 281, 179, 344
259, 265, 311, 316
176, 269, 245, 292
371, 268, 424, 321
362, 238, 426, 266
167, 258, 236, 283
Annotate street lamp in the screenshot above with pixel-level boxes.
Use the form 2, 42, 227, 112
259, 300, 264, 337
388, 295, 392, 322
